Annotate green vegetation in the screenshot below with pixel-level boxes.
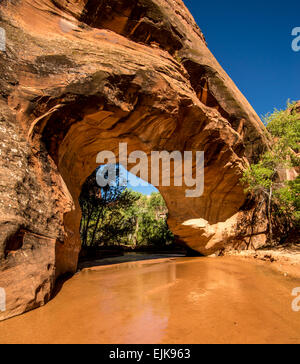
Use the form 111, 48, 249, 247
79, 165, 174, 250
241, 101, 300, 243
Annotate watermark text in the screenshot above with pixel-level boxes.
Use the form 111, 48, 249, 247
0, 287, 6, 312
96, 143, 204, 198
292, 27, 300, 52
292, 288, 300, 312
0, 27, 6, 52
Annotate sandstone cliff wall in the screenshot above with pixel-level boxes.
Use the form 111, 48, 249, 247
0, 0, 268, 320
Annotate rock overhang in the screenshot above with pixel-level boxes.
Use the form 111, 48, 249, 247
0, 0, 269, 320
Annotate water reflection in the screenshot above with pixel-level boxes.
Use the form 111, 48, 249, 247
92, 260, 177, 343
0, 257, 299, 344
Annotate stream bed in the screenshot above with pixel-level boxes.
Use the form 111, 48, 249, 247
0, 256, 299, 344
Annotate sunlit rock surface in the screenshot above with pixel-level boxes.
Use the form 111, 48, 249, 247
0, 0, 268, 320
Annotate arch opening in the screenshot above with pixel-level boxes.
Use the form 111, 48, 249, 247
77, 164, 188, 265
33, 93, 249, 277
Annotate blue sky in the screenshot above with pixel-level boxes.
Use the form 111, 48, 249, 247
131, 0, 300, 194
98, 164, 158, 195
120, 165, 158, 195
184, 0, 299, 117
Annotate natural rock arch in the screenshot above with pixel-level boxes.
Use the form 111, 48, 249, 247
0, 0, 269, 320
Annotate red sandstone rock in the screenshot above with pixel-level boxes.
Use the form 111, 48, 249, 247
0, 0, 269, 320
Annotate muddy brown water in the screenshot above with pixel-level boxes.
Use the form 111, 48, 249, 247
0, 256, 300, 344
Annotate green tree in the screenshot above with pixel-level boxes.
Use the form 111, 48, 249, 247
79, 168, 174, 249
263, 102, 300, 152
241, 101, 300, 244
99, 189, 142, 246
79, 165, 138, 247
135, 193, 173, 247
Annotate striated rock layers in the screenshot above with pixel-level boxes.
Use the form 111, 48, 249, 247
0, 0, 268, 320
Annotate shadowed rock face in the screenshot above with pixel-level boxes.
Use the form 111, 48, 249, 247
0, 0, 268, 320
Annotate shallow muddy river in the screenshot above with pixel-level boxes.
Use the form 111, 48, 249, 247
0, 256, 300, 344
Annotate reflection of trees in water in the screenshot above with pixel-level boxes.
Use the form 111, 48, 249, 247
97, 261, 177, 343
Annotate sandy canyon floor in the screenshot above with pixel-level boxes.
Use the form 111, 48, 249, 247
0, 255, 299, 344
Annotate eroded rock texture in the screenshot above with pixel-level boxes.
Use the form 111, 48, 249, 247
0, 0, 268, 320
